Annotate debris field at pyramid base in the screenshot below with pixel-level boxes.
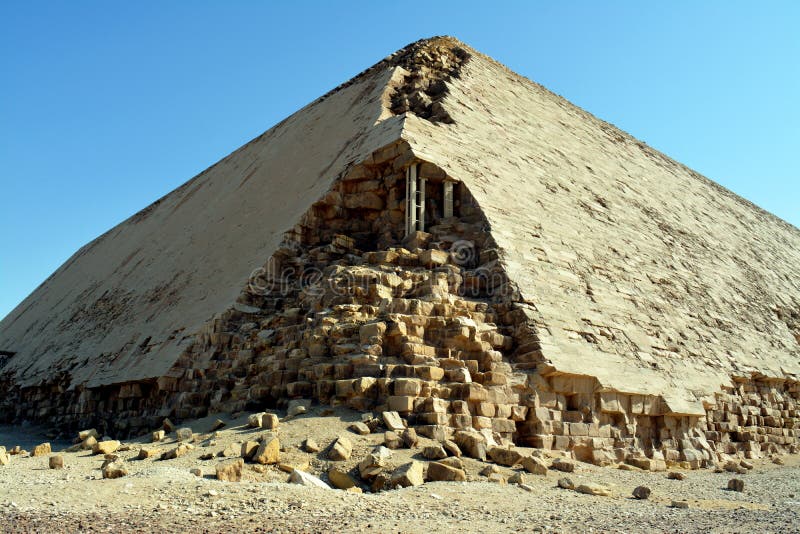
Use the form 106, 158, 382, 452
2, 142, 798, 475
0, 406, 796, 502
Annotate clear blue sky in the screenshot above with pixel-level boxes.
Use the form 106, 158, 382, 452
1, 1, 798, 320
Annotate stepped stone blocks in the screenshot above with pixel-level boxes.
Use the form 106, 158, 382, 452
1, 37, 798, 469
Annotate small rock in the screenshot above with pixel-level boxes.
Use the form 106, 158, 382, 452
551, 458, 575, 473
286, 399, 311, 419
576, 483, 612, 496
241, 441, 260, 460
137, 448, 160, 460
422, 445, 448, 460
32, 443, 52, 457
426, 461, 466, 482
401, 428, 418, 448
328, 467, 357, 489
438, 456, 465, 470
175, 428, 193, 442
102, 462, 128, 479
279, 461, 309, 473
190, 467, 203, 477
488, 447, 523, 467
162, 418, 175, 432
442, 440, 461, 457
161, 443, 193, 460
253, 436, 280, 465
521, 456, 548, 475
348, 422, 370, 435
0, 451, 10, 466
49, 455, 64, 470
383, 431, 403, 449
248, 413, 265, 428
671, 500, 690, 509
358, 446, 392, 479
740, 460, 754, 470
772, 456, 785, 465
199, 452, 214, 461
92, 441, 121, 455
216, 459, 244, 482
221, 443, 240, 458
453, 431, 487, 461
210, 419, 226, 432
251, 464, 267, 474
289, 469, 331, 489
328, 436, 353, 461
390, 461, 424, 487
261, 413, 280, 430
632, 486, 651, 500
557, 477, 575, 490
480, 464, 500, 476
151, 430, 165, 443
303, 438, 320, 453
370, 473, 390, 492
667, 471, 686, 480
78, 429, 99, 441
487, 472, 507, 485
508, 472, 526, 485
728, 478, 745, 492
382, 411, 406, 432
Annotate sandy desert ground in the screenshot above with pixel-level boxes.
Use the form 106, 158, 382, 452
1, 406, 798, 533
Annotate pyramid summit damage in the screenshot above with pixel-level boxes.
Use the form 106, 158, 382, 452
1, 36, 799, 469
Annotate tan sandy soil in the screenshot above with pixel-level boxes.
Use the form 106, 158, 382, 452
1, 407, 798, 533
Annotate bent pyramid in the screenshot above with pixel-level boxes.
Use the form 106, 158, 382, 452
2, 37, 799, 466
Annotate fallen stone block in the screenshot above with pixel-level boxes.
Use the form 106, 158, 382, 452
391, 461, 424, 488
422, 445, 448, 460
161, 443, 193, 460
303, 438, 320, 453
426, 461, 466, 482
175, 428, 193, 442
453, 431, 487, 461
328, 467, 357, 489
382, 411, 406, 432
551, 458, 575, 473
248, 413, 266, 428
92, 441, 121, 456
137, 448, 160, 460
348, 422, 370, 435
488, 446, 523, 467
261, 413, 280, 430
102, 462, 128, 479
521, 456, 548, 475
241, 441, 260, 460
32, 443, 51, 457
216, 459, 244, 482
576, 483, 611, 496
384, 431, 403, 449
78, 429, 99, 441
632, 486, 651, 499
49, 455, 64, 470
253, 436, 280, 465
557, 477, 575, 490
328, 436, 353, 461
727, 478, 745, 492
289, 469, 331, 489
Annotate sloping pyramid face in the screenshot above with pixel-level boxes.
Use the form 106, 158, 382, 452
2, 37, 799, 466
